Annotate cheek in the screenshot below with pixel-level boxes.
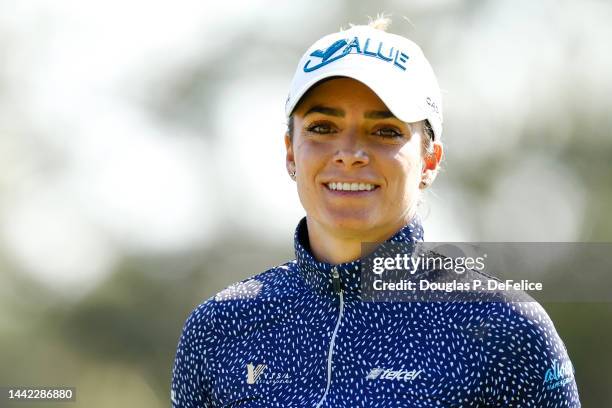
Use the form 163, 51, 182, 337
382, 147, 423, 190
294, 140, 329, 198
295, 140, 329, 174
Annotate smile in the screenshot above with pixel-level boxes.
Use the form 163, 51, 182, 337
324, 182, 379, 192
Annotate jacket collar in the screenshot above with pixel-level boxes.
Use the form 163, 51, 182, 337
293, 216, 425, 300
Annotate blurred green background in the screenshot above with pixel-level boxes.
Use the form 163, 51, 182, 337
1, 0, 611, 407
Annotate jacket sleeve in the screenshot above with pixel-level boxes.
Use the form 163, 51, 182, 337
171, 299, 217, 408
481, 301, 581, 407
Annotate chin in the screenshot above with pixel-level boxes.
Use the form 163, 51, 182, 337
322, 209, 380, 233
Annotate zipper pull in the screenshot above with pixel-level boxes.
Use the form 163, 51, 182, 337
332, 266, 342, 294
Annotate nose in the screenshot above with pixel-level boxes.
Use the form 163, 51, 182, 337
333, 132, 370, 168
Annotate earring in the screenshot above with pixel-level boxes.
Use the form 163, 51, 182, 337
420, 177, 430, 188
289, 170, 296, 180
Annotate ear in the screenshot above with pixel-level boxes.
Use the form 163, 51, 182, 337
421, 142, 443, 188
285, 133, 295, 175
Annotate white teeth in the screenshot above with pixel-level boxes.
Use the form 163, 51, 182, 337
327, 182, 376, 191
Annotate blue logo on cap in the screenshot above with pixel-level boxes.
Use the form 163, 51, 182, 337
304, 36, 409, 72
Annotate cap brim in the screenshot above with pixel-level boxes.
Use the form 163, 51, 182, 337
286, 69, 427, 120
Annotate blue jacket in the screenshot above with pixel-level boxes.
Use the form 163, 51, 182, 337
171, 216, 581, 407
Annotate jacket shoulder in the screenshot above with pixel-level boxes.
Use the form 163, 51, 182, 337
481, 300, 581, 406
213, 260, 300, 302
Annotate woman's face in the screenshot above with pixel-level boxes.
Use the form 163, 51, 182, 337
286, 77, 433, 237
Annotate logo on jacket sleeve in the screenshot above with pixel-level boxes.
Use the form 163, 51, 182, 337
543, 359, 575, 390
366, 367, 423, 381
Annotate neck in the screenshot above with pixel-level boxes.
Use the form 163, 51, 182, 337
307, 211, 417, 265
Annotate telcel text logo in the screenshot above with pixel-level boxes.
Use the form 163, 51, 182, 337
366, 367, 423, 381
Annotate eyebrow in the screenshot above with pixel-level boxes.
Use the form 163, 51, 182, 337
304, 105, 344, 117
364, 110, 396, 119
303, 105, 397, 120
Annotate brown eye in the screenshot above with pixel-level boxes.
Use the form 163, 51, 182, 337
306, 123, 335, 134
374, 127, 403, 138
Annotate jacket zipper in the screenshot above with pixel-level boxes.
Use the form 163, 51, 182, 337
315, 266, 344, 408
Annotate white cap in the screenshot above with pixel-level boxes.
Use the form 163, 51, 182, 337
285, 25, 443, 141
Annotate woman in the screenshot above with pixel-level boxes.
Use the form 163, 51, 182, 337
171, 18, 581, 407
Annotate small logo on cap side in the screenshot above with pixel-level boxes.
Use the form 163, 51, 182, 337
426, 97, 439, 114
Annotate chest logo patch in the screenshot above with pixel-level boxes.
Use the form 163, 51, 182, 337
246, 363, 267, 384
246, 363, 292, 385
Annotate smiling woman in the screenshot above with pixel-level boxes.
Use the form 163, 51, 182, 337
285, 77, 442, 265
170, 15, 582, 408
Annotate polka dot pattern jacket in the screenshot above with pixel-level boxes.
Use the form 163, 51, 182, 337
171, 216, 582, 407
